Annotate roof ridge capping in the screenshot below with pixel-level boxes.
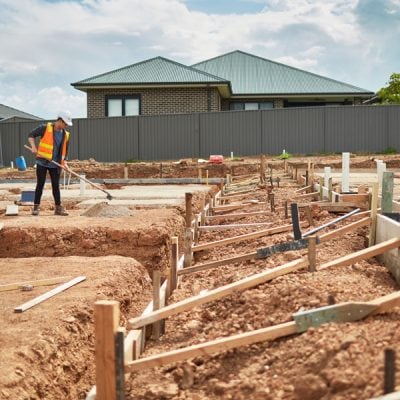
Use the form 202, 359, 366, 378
192, 49, 373, 93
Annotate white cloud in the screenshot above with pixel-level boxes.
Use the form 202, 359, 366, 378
0, 0, 398, 118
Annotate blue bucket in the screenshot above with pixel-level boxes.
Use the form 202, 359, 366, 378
15, 156, 27, 171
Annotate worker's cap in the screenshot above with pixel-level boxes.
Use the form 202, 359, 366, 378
57, 110, 73, 126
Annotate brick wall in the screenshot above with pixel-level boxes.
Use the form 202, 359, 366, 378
87, 87, 221, 118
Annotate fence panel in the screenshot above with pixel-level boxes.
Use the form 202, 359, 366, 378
324, 106, 387, 153
71, 117, 139, 162
261, 107, 325, 155
387, 106, 400, 152
138, 114, 199, 161
199, 110, 260, 158
1, 105, 400, 165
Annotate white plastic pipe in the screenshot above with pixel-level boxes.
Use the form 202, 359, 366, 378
80, 174, 86, 196
324, 166, 331, 188
341, 152, 350, 193
377, 161, 386, 191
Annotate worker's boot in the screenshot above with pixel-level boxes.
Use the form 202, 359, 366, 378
32, 204, 40, 216
54, 205, 68, 216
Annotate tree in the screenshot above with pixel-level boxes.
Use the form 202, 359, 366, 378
378, 73, 400, 104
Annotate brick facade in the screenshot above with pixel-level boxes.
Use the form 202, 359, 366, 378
87, 87, 221, 118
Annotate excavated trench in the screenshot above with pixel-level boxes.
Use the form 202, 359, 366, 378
1, 157, 400, 399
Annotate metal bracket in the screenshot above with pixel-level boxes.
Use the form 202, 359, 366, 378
256, 237, 320, 259
293, 302, 377, 333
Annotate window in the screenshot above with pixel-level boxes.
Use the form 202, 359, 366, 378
106, 95, 140, 117
229, 101, 273, 111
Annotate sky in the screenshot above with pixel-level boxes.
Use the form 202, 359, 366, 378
0, 0, 399, 120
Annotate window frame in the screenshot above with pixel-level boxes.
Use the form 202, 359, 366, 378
105, 95, 141, 117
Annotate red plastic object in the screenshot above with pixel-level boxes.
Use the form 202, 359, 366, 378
209, 155, 224, 164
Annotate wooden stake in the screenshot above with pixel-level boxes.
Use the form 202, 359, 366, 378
95, 300, 119, 400
384, 348, 396, 394
369, 182, 379, 247
115, 327, 125, 400
319, 177, 324, 199
152, 271, 161, 340
185, 193, 192, 228
184, 228, 193, 267
170, 236, 178, 292
290, 203, 302, 240
307, 236, 317, 272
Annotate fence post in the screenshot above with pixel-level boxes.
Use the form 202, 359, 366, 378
94, 300, 120, 400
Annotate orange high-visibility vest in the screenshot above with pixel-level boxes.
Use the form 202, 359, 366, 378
37, 123, 70, 165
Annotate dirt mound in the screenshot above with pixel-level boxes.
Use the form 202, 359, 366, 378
81, 202, 133, 217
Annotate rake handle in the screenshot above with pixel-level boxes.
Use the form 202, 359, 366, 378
24, 145, 111, 197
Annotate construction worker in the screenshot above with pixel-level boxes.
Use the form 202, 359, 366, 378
27, 111, 72, 216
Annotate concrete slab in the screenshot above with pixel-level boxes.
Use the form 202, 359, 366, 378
0, 182, 212, 207
77, 198, 183, 209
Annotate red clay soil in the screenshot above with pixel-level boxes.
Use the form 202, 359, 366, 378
1, 157, 400, 399
124, 183, 400, 400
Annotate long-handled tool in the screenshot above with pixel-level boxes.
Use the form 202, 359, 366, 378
24, 145, 113, 200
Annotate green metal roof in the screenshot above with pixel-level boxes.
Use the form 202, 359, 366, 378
72, 56, 229, 87
192, 50, 373, 95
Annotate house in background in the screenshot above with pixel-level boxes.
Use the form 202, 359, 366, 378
0, 104, 42, 122
72, 50, 374, 118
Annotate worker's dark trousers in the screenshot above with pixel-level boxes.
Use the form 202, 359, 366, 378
34, 164, 61, 206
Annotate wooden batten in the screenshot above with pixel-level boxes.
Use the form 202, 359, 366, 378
318, 237, 400, 270
129, 258, 309, 330
192, 222, 308, 253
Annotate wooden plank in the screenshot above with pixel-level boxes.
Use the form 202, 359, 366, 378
178, 251, 258, 275
293, 191, 320, 200
14, 276, 86, 312
192, 222, 307, 253
212, 202, 263, 214
198, 222, 273, 231
126, 321, 297, 372
94, 300, 119, 400
368, 291, 400, 315
221, 189, 254, 197
319, 217, 371, 243
318, 238, 400, 270
124, 329, 142, 362
129, 258, 308, 329
341, 193, 370, 203
0, 276, 71, 292
125, 290, 400, 373
294, 185, 313, 194
206, 211, 272, 221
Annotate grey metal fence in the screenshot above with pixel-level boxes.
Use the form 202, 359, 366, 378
1, 105, 399, 167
